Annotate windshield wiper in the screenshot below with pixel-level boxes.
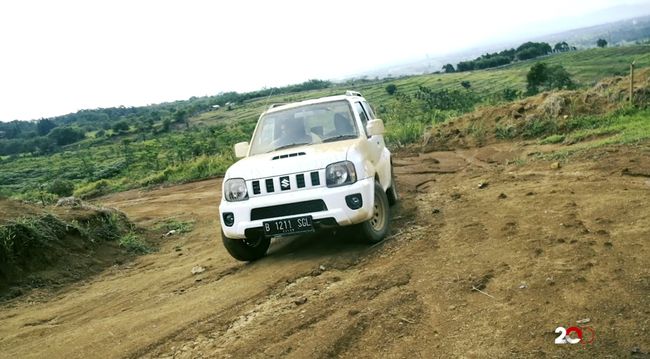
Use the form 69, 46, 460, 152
274, 142, 311, 151
322, 134, 357, 143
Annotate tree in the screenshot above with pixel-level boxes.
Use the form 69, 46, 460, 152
36, 119, 57, 136
112, 120, 130, 133
597, 39, 608, 48
385, 84, 397, 95
442, 64, 455, 73
48, 127, 85, 146
526, 62, 574, 95
161, 118, 172, 132
554, 41, 569, 52
173, 109, 187, 123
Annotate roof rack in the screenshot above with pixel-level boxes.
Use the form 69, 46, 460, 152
345, 90, 362, 97
268, 103, 286, 109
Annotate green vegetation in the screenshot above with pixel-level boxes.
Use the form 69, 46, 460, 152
1, 45, 649, 201
524, 107, 650, 148
154, 218, 195, 234
456, 41, 553, 72
526, 63, 575, 95
0, 209, 134, 287
118, 232, 151, 254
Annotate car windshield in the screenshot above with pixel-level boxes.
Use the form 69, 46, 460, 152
248, 100, 358, 155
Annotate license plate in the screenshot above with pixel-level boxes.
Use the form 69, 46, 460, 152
263, 216, 314, 236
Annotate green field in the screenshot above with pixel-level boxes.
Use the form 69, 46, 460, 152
1, 45, 649, 203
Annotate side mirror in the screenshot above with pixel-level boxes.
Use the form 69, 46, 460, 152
234, 142, 249, 158
366, 119, 385, 136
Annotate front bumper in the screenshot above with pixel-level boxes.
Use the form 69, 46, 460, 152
219, 177, 375, 239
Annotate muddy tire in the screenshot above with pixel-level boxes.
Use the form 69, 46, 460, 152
387, 166, 399, 206
356, 181, 391, 244
221, 230, 270, 261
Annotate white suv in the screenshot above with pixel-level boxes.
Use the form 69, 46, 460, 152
219, 91, 398, 261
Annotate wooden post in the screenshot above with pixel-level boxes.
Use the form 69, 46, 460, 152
629, 61, 635, 106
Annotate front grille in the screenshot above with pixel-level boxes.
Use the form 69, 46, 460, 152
310, 172, 320, 186
248, 170, 323, 197
250, 200, 328, 220
296, 174, 305, 188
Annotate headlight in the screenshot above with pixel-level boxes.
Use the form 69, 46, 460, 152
224, 178, 248, 201
326, 161, 357, 187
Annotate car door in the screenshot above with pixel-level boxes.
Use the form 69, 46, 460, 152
353, 101, 382, 164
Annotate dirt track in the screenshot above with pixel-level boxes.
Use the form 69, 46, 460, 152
1, 143, 649, 358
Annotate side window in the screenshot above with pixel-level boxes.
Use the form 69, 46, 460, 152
360, 101, 375, 119
353, 102, 369, 137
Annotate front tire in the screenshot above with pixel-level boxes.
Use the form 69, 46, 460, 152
356, 181, 391, 244
221, 230, 270, 261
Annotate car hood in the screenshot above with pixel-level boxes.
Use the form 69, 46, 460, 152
225, 139, 358, 180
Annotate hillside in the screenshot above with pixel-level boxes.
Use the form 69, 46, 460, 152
1, 45, 649, 205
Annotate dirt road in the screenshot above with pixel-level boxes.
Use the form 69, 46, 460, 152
1, 143, 649, 358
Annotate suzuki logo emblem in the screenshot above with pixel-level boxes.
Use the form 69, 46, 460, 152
280, 177, 290, 190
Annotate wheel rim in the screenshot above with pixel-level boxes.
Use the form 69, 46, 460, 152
370, 194, 386, 232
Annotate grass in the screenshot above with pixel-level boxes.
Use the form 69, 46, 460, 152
118, 232, 151, 254
540, 134, 565, 144
540, 107, 650, 158
154, 218, 195, 235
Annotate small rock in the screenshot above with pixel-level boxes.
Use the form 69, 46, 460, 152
576, 318, 590, 324
550, 162, 561, 170
478, 182, 489, 189
319, 265, 326, 271
191, 266, 205, 275
546, 277, 555, 286
451, 193, 461, 200
163, 229, 177, 237
526, 191, 535, 196
498, 193, 508, 199
519, 282, 528, 289
348, 309, 360, 316
432, 208, 441, 214
448, 305, 456, 310
294, 297, 308, 306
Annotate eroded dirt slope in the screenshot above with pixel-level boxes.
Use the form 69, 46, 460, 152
0, 143, 649, 358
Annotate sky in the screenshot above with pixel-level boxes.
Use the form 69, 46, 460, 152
1, 0, 649, 122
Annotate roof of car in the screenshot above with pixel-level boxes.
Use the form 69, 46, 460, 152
264, 93, 365, 115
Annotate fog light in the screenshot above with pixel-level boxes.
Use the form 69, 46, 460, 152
223, 212, 235, 227
345, 194, 363, 210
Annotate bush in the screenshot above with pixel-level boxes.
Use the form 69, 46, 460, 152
74, 179, 112, 199
522, 118, 557, 139
495, 124, 517, 139
47, 179, 74, 197
119, 232, 151, 254
385, 84, 397, 95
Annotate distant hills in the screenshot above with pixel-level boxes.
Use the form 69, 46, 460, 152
349, 14, 650, 80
